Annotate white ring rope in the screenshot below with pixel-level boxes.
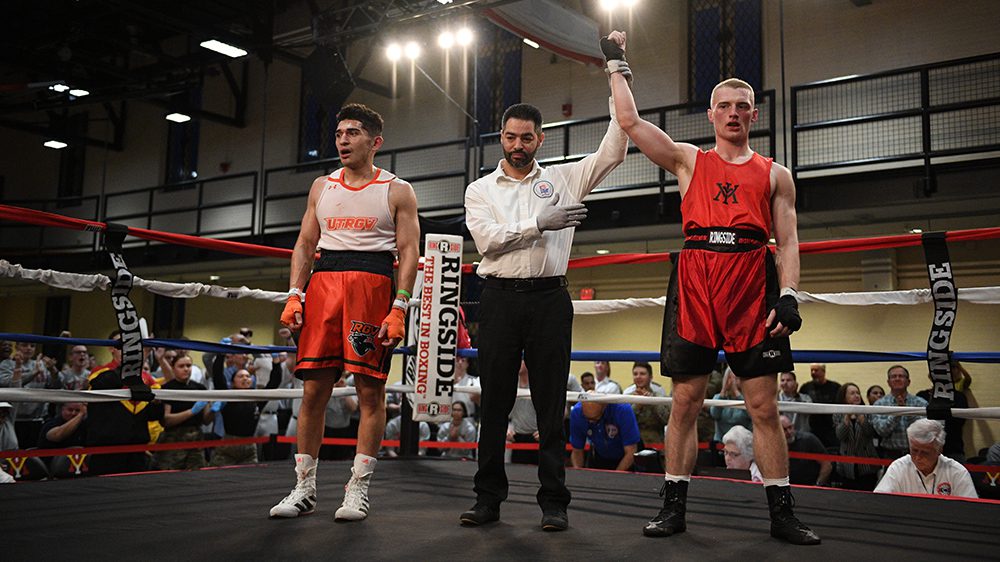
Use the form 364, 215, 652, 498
5, 259, 1000, 309
2, 385, 999, 420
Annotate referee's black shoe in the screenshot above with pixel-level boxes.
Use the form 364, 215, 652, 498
643, 480, 687, 537
766, 485, 821, 545
460, 503, 500, 526
541, 509, 568, 532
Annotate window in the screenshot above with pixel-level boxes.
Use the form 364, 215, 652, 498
689, 0, 762, 103
165, 88, 202, 184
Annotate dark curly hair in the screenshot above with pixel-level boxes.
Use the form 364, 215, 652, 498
337, 103, 384, 137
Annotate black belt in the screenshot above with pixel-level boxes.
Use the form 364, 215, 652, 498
683, 227, 767, 253
314, 250, 394, 277
484, 276, 568, 292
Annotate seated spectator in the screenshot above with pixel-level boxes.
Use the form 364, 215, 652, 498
623, 362, 670, 452
781, 414, 832, 486
866, 385, 885, 406
508, 362, 539, 464
59, 346, 91, 390
437, 401, 478, 459
209, 355, 282, 466
320, 377, 358, 461
0, 341, 52, 448
37, 402, 87, 449
452, 356, 481, 422
85, 366, 164, 475
722, 425, 762, 482
580, 372, 596, 392
777, 371, 811, 434
710, 368, 752, 441
593, 360, 622, 394
696, 368, 724, 445
871, 365, 928, 459
0, 402, 17, 451
569, 396, 641, 472
155, 354, 214, 470
875, 419, 977, 498
383, 415, 430, 457
974, 442, 1000, 500
832, 383, 880, 490
916, 372, 969, 462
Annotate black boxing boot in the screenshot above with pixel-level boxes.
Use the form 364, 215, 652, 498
766, 485, 821, 545
643, 480, 687, 537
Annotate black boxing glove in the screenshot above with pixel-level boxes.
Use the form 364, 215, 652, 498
770, 294, 802, 333
600, 37, 625, 61
601, 38, 632, 86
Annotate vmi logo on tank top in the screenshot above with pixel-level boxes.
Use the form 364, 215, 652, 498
714, 182, 739, 205
324, 216, 378, 231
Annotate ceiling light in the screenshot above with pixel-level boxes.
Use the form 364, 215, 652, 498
386, 43, 402, 62
44, 140, 68, 149
199, 39, 248, 58
49, 83, 70, 93
436, 0, 453, 4
165, 112, 191, 123
596, 249, 610, 255
438, 31, 455, 49
404, 41, 421, 60
909, 228, 923, 234
209, 275, 220, 282
456, 27, 473, 46
600, 0, 620, 11
623, 0, 639, 7
68, 88, 89, 97
523, 38, 540, 49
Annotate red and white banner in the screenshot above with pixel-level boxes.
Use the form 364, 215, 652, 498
412, 234, 464, 422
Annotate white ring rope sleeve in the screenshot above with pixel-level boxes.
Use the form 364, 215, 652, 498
5, 260, 1000, 307
2, 385, 998, 420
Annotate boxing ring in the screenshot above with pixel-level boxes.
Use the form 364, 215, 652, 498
2, 204, 1000, 558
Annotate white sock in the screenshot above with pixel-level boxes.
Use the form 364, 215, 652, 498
294, 453, 317, 485
762, 477, 790, 487
353, 453, 377, 477
664, 472, 691, 483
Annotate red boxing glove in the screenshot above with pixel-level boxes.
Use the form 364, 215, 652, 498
281, 294, 303, 328
381, 307, 406, 344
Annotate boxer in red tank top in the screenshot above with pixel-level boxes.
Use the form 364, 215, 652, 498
604, 30, 819, 545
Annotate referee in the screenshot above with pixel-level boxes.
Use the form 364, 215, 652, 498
460, 98, 627, 531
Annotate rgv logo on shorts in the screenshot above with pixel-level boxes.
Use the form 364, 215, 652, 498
348, 320, 379, 356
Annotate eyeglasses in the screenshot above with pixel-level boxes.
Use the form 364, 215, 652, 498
723, 449, 742, 458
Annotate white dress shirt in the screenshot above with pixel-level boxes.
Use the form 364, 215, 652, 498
874, 453, 978, 498
465, 97, 627, 278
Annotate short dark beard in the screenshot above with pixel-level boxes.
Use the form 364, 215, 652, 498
503, 148, 535, 169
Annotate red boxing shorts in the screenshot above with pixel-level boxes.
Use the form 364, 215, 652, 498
296, 251, 395, 380
661, 228, 793, 378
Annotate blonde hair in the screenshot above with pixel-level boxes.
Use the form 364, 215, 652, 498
711, 78, 755, 107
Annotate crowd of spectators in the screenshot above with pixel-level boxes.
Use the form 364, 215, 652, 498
0, 336, 992, 500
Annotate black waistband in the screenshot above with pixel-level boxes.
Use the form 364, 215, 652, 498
484, 276, 568, 292
683, 227, 767, 253
314, 250, 394, 277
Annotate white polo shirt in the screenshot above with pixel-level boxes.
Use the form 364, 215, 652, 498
874, 453, 978, 498
465, 97, 627, 279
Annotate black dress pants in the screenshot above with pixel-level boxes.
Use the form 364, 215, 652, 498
473, 284, 573, 512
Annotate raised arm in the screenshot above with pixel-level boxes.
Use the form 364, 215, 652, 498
604, 31, 697, 181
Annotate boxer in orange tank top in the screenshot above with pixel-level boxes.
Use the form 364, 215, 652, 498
270, 103, 420, 524
604, 30, 819, 545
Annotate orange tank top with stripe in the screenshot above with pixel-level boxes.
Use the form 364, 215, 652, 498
315, 167, 399, 254
681, 149, 774, 236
